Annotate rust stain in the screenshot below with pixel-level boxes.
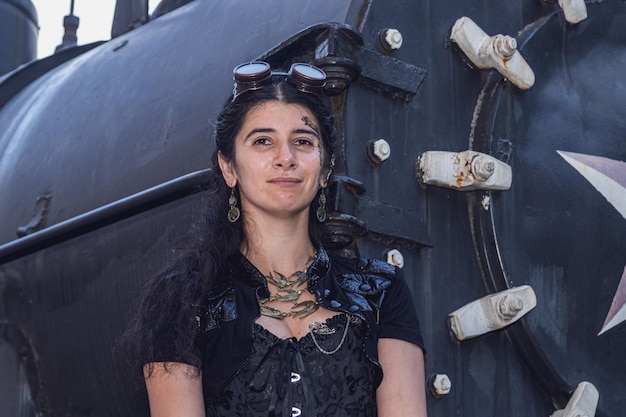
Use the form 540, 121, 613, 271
456, 172, 465, 188
455, 157, 473, 188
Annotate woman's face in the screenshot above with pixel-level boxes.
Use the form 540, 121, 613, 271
218, 101, 328, 221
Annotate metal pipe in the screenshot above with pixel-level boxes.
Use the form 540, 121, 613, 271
0, 168, 212, 265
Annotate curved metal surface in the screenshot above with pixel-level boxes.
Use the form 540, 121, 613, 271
0, 42, 105, 108
0, 324, 40, 417
470, 3, 626, 415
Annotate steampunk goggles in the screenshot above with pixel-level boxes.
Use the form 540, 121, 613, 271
232, 61, 326, 99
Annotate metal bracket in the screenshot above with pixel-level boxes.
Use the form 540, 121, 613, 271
551, 382, 599, 417
558, 0, 588, 24
326, 176, 432, 250
450, 16, 535, 90
257, 22, 427, 100
16, 194, 51, 237
449, 285, 537, 340
417, 150, 512, 191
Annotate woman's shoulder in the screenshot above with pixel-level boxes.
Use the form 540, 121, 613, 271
329, 252, 397, 277
327, 252, 399, 296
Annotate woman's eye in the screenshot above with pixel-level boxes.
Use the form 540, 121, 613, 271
294, 138, 315, 147
253, 138, 272, 146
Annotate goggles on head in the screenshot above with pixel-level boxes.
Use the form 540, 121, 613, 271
232, 61, 326, 100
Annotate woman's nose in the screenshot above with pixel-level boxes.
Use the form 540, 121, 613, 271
274, 142, 296, 167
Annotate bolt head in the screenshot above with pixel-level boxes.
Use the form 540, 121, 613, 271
498, 295, 524, 319
383, 28, 403, 50
505, 36, 517, 50
494, 35, 517, 58
372, 139, 391, 162
471, 156, 496, 180
433, 374, 452, 396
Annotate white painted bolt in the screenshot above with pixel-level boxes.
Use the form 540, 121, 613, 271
432, 374, 452, 397
382, 28, 403, 51
471, 156, 495, 180
498, 295, 524, 320
494, 35, 517, 59
372, 139, 391, 163
386, 249, 404, 268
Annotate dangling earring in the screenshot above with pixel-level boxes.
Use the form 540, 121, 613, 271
316, 188, 327, 222
316, 155, 334, 223
228, 187, 240, 223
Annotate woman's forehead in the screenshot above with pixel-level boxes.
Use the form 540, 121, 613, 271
243, 101, 319, 127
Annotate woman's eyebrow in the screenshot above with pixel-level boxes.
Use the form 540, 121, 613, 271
244, 127, 275, 141
293, 128, 319, 138
244, 127, 319, 141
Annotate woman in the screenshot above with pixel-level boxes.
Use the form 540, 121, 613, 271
125, 62, 428, 417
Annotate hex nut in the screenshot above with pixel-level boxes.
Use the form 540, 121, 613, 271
386, 249, 404, 268
429, 374, 452, 398
498, 295, 524, 320
380, 28, 403, 51
494, 35, 517, 58
370, 139, 391, 164
471, 155, 495, 181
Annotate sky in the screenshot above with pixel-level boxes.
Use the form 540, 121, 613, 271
31, 0, 157, 59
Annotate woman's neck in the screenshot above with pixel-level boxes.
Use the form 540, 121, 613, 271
241, 214, 316, 276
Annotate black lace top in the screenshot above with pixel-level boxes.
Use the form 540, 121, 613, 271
206, 314, 378, 417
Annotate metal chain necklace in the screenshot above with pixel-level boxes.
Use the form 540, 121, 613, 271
258, 255, 320, 319
308, 315, 357, 355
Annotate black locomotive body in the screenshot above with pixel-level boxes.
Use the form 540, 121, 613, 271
0, 0, 624, 416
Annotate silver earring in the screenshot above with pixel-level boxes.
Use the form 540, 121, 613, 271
316, 189, 327, 222
228, 187, 240, 223
326, 154, 336, 183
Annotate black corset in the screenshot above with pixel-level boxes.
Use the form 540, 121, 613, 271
206, 314, 378, 417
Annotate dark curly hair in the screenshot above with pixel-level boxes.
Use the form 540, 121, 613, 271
122, 74, 336, 377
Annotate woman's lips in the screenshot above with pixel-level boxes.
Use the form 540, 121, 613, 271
268, 177, 302, 186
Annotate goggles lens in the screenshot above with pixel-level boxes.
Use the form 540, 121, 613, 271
233, 62, 272, 97
288, 63, 326, 92
233, 62, 271, 81
232, 61, 326, 99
